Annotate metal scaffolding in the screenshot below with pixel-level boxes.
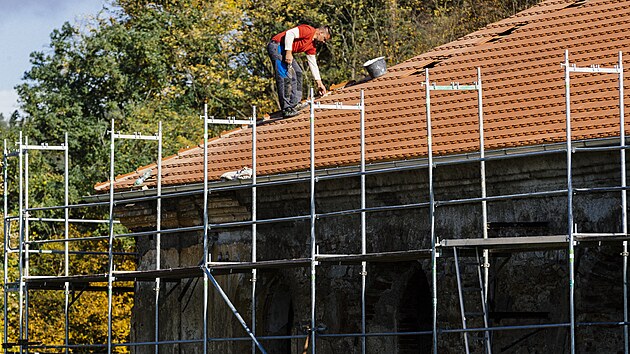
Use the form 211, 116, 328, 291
2, 51, 630, 354
562, 49, 626, 354
425, 67, 491, 354
107, 120, 163, 354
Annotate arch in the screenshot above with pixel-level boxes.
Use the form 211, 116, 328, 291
263, 283, 294, 353
397, 264, 433, 353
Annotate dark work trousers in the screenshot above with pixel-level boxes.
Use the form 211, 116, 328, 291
267, 41, 303, 110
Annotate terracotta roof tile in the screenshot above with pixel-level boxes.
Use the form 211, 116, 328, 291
95, 0, 630, 192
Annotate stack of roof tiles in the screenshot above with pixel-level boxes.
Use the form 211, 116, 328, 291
95, 0, 630, 192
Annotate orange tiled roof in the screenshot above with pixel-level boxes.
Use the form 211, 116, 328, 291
95, 0, 630, 192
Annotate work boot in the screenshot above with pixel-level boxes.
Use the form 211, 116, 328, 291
294, 101, 309, 111
283, 106, 300, 118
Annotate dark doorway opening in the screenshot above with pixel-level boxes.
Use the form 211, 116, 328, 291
263, 284, 294, 353
397, 265, 433, 353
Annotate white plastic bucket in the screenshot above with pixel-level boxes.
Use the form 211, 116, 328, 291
363, 57, 387, 79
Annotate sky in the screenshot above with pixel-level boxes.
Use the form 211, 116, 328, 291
0, 0, 110, 119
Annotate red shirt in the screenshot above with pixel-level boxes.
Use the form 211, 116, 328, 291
272, 24, 317, 55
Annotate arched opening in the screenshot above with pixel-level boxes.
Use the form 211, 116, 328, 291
263, 284, 294, 353
397, 265, 433, 353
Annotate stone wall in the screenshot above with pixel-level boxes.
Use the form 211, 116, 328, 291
122, 149, 628, 353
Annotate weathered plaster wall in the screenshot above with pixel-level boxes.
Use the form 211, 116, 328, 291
123, 150, 627, 353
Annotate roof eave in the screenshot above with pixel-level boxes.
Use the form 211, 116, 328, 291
83, 136, 622, 203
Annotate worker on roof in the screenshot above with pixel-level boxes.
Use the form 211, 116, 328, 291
267, 24, 331, 118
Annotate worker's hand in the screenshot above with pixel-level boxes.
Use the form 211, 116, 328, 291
284, 51, 293, 65
317, 81, 327, 96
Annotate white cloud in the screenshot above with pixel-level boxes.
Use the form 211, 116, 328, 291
0, 89, 19, 119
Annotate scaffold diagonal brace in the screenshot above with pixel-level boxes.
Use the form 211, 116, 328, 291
201, 266, 267, 354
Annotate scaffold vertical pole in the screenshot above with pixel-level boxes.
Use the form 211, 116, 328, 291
23, 136, 29, 353
107, 119, 115, 354
17, 131, 23, 354
563, 49, 576, 354
309, 87, 317, 354
203, 103, 209, 354
360, 90, 367, 354
251, 106, 258, 354
477, 67, 492, 354
155, 121, 163, 354
3, 139, 9, 351
64, 132, 70, 354
618, 50, 628, 354
425, 68, 438, 354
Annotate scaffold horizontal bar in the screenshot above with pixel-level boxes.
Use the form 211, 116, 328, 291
32, 333, 310, 349
26, 200, 110, 212
573, 144, 630, 153
22, 321, 627, 350
206, 258, 309, 271
427, 83, 479, 91
318, 321, 625, 337
4, 150, 19, 157
23, 144, 66, 151
317, 202, 431, 220
116, 339, 203, 347
441, 235, 568, 248
436, 189, 568, 207
319, 330, 433, 338
440, 233, 630, 249
25, 274, 107, 282
111, 133, 159, 141
208, 202, 431, 230
27, 235, 110, 244
27, 344, 107, 349
26, 217, 119, 224
19, 249, 137, 256
26, 284, 134, 292
208, 215, 310, 229
574, 185, 630, 194
566, 66, 621, 74
114, 266, 203, 280
26, 225, 203, 245
205, 117, 253, 125
107, 258, 314, 280
114, 225, 203, 239
574, 232, 630, 241
312, 103, 363, 110
317, 249, 432, 263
